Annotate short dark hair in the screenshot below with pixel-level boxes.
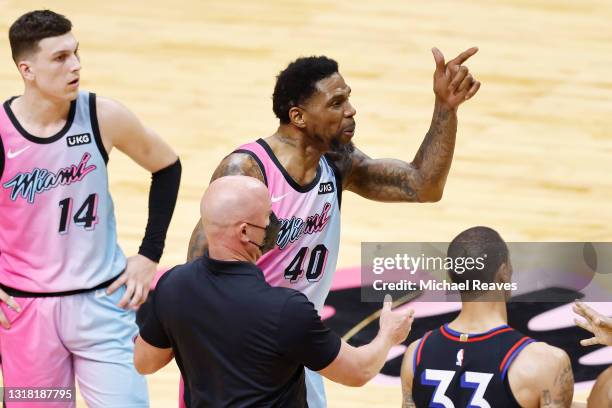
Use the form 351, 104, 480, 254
272, 56, 339, 124
9, 10, 72, 62
447, 226, 509, 292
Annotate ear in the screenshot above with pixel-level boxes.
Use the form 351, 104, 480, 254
497, 262, 511, 283
238, 222, 250, 244
288, 106, 306, 129
17, 60, 35, 81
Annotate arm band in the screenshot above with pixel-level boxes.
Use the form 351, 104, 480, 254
138, 158, 182, 262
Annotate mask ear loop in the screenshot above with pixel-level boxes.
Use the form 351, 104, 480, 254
245, 222, 266, 250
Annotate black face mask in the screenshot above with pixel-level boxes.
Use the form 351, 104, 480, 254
246, 211, 281, 255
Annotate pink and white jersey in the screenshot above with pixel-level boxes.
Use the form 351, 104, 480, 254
0, 91, 126, 293
236, 139, 341, 312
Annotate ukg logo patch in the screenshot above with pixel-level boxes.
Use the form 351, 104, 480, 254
66, 133, 92, 147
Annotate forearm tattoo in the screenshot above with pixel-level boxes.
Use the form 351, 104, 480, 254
402, 393, 416, 408
336, 102, 457, 202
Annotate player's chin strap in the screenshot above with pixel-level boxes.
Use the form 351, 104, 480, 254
138, 158, 182, 263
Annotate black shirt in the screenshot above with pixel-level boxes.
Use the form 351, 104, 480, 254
412, 324, 535, 408
137, 255, 341, 408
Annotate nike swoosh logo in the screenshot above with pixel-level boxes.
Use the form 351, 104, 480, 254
7, 146, 31, 159
271, 193, 290, 203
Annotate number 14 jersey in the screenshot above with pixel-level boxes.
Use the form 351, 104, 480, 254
0, 91, 126, 293
236, 139, 341, 312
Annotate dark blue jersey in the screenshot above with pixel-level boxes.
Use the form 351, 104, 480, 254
412, 324, 535, 408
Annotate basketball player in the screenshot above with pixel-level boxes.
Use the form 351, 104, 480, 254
400, 226, 574, 408
184, 52, 480, 407
0, 10, 180, 407
573, 301, 612, 407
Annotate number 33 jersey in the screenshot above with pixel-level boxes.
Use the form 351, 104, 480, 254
412, 324, 535, 408
0, 91, 126, 293
236, 139, 341, 312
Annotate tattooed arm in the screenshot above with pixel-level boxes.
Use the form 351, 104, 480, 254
509, 343, 574, 408
399, 340, 419, 408
186, 153, 265, 261
540, 350, 574, 408
328, 47, 480, 203
329, 101, 456, 203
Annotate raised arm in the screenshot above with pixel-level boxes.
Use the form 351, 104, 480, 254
186, 152, 265, 261
330, 47, 480, 203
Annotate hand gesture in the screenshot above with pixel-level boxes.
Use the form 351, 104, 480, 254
432, 47, 481, 109
0, 287, 21, 329
107, 254, 158, 310
379, 294, 415, 345
573, 300, 612, 346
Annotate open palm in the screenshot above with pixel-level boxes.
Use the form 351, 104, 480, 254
574, 300, 612, 346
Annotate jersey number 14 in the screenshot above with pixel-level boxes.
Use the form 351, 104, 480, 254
58, 193, 99, 234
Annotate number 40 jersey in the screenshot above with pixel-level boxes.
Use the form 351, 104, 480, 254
235, 139, 341, 312
0, 91, 126, 294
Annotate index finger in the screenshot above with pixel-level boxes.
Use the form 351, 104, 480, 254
448, 47, 479, 67
574, 301, 600, 323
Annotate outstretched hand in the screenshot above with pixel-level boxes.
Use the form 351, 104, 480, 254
432, 47, 481, 109
573, 300, 612, 346
379, 294, 415, 346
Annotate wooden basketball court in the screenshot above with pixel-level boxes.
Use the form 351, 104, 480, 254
1, 0, 611, 406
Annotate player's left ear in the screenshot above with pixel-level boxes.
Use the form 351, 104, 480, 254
288, 106, 307, 129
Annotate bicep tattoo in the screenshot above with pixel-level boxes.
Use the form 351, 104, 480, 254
186, 153, 265, 261
541, 356, 574, 407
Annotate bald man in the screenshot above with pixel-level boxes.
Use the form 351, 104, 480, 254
134, 176, 415, 407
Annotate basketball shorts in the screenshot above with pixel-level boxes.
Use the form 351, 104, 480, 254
0, 285, 149, 408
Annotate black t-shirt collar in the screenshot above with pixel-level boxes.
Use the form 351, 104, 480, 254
201, 254, 264, 279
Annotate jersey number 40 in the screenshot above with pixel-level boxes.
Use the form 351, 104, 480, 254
284, 244, 328, 283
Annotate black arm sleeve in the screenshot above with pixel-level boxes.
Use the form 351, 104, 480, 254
138, 158, 182, 262
277, 292, 341, 371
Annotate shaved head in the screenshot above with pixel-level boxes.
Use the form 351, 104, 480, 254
201, 176, 271, 261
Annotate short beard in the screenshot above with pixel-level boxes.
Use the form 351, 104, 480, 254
329, 137, 355, 156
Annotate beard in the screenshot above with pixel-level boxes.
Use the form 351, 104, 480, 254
329, 137, 355, 156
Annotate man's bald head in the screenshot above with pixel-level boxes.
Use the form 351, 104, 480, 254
201, 176, 271, 261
